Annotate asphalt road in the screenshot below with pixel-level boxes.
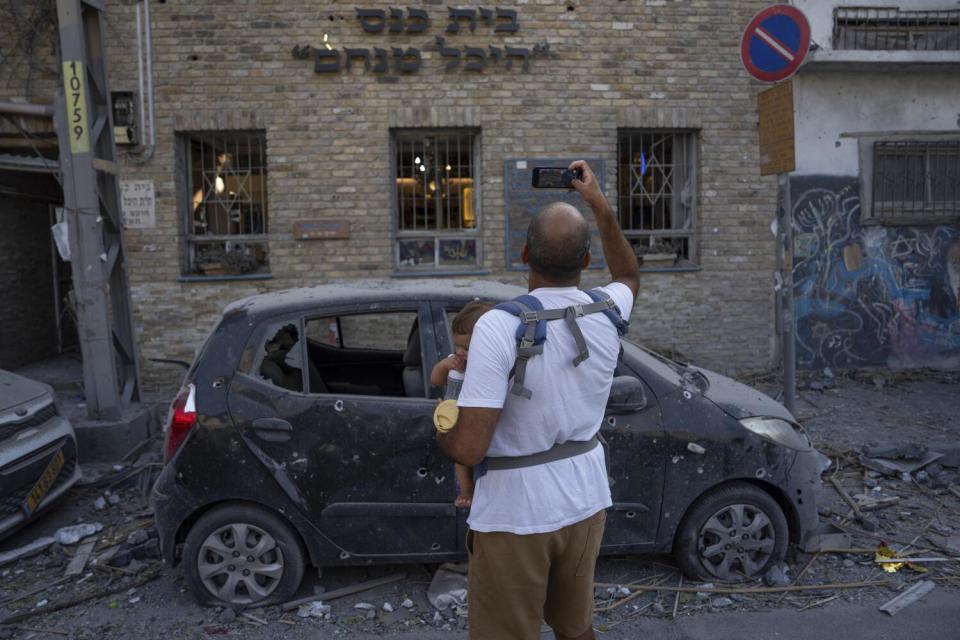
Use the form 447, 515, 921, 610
328, 589, 960, 640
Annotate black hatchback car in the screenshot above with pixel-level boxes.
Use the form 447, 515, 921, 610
152, 280, 825, 606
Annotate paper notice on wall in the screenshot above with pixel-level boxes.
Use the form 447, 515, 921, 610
120, 179, 156, 229
51, 221, 70, 262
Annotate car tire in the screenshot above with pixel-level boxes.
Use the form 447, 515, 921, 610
183, 503, 306, 607
674, 482, 788, 582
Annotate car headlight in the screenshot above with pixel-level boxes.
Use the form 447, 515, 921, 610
739, 417, 811, 451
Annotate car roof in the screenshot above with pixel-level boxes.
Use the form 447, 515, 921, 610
223, 279, 527, 320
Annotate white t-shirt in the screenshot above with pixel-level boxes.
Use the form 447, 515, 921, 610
457, 282, 634, 534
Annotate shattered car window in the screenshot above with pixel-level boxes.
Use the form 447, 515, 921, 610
258, 323, 303, 392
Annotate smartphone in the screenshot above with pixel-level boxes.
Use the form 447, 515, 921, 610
531, 167, 583, 189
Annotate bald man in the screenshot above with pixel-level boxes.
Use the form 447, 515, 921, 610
438, 160, 640, 640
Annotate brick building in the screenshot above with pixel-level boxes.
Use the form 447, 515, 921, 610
1, 0, 781, 395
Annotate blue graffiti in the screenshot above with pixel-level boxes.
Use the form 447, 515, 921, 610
791, 177, 960, 369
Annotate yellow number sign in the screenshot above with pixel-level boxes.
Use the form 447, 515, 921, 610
62, 60, 90, 154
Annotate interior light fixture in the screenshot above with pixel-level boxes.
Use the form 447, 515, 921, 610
445, 164, 451, 171
414, 156, 421, 164
420, 165, 426, 172
215, 176, 225, 194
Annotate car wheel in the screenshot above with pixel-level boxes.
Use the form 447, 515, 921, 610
674, 482, 788, 581
183, 504, 306, 606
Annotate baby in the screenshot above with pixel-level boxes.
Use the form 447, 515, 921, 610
430, 300, 492, 508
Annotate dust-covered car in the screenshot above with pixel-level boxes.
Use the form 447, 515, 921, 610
152, 280, 826, 606
0, 370, 81, 539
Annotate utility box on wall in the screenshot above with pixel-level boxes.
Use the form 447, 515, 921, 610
110, 91, 138, 146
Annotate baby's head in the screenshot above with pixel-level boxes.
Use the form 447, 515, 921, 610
451, 300, 493, 360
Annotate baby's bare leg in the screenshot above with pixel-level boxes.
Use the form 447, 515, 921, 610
454, 463, 474, 508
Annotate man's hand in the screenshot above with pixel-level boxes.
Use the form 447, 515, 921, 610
568, 160, 610, 215
568, 160, 640, 298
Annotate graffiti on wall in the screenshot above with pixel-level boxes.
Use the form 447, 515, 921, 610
792, 175, 960, 369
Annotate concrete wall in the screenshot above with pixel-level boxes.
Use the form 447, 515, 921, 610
789, 1, 960, 370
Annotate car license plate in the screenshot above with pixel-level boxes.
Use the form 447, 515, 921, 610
25, 449, 65, 515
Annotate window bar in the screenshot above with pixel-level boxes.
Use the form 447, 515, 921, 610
421, 137, 428, 233
445, 135, 451, 231
626, 133, 633, 231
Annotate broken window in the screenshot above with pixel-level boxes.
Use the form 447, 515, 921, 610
834, 7, 960, 51
869, 140, 960, 224
179, 131, 269, 277
617, 129, 698, 269
304, 311, 422, 397
258, 323, 303, 392
393, 129, 480, 271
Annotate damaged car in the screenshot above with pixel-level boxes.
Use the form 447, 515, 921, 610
0, 370, 81, 540
152, 281, 826, 606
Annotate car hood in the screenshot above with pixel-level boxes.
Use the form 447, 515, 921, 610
0, 370, 51, 411
688, 366, 795, 422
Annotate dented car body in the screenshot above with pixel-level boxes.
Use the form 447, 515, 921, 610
152, 281, 824, 604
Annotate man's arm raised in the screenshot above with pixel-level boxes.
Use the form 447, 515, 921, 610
569, 159, 640, 298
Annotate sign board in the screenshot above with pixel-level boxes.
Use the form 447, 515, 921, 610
62, 60, 90, 154
293, 220, 350, 240
758, 79, 795, 176
503, 158, 606, 271
119, 180, 156, 228
740, 5, 810, 83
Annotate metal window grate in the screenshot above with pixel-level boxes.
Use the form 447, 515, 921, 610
394, 130, 479, 270
617, 130, 697, 266
834, 7, 960, 51
872, 140, 960, 222
183, 131, 269, 276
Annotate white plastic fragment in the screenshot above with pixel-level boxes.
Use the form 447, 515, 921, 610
427, 563, 468, 610
353, 602, 376, 610
382, 602, 394, 612
401, 598, 414, 609
297, 601, 331, 618
55, 523, 104, 545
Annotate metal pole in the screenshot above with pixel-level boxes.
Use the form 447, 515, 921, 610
780, 174, 796, 414
0, 101, 54, 117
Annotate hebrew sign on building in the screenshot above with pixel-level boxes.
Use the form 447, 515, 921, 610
292, 6, 549, 74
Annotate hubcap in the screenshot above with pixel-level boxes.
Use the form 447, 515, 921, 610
197, 523, 284, 604
696, 503, 776, 580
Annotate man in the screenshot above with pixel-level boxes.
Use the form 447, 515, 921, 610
437, 159, 640, 640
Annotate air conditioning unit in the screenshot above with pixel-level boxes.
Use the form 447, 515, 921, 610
111, 91, 139, 146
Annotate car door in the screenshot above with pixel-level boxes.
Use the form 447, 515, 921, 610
227, 301, 458, 560
599, 370, 666, 550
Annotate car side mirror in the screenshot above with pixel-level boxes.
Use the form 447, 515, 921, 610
606, 376, 648, 414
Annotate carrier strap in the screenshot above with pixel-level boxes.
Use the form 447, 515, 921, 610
473, 435, 600, 479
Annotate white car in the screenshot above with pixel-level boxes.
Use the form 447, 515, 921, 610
0, 370, 81, 539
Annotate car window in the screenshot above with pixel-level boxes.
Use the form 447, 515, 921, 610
303, 310, 423, 397
256, 322, 304, 392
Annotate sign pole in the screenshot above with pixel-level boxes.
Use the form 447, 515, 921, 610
781, 175, 796, 414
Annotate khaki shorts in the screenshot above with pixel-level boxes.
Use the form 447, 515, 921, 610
467, 509, 606, 640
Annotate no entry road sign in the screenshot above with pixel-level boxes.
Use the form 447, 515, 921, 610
740, 5, 810, 83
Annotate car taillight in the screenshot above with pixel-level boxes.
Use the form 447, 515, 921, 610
163, 383, 196, 464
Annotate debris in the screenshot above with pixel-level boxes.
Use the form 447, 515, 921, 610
401, 598, 414, 609
93, 497, 107, 511
281, 572, 406, 611
54, 523, 103, 545
799, 594, 841, 611
802, 522, 851, 553
382, 602, 394, 612
611, 580, 890, 596
35, 599, 48, 608
219, 608, 236, 623
828, 477, 876, 530
864, 443, 928, 460
354, 602, 376, 610
64, 539, 97, 577
296, 601, 330, 618
860, 451, 943, 477
0, 569, 161, 626
710, 597, 734, 608
879, 580, 935, 616
852, 495, 900, 512
126, 529, 149, 546
927, 534, 960, 556
241, 612, 268, 625
427, 563, 468, 611
0, 577, 71, 609
763, 563, 791, 587
0, 537, 55, 567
